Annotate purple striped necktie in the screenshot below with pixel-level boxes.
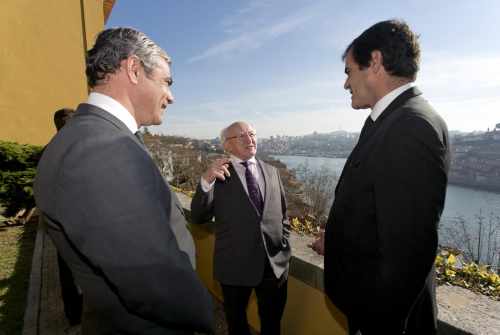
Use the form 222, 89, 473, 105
241, 161, 264, 215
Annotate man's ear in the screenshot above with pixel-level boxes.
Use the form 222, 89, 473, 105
125, 56, 141, 84
223, 141, 231, 154
370, 50, 383, 74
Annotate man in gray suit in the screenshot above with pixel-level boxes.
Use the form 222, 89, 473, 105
191, 121, 291, 335
34, 27, 214, 335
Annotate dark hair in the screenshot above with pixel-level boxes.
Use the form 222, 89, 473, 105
53, 108, 75, 131
342, 19, 420, 80
86, 27, 170, 88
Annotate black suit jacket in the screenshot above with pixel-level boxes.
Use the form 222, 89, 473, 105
324, 87, 450, 333
34, 104, 214, 335
190, 160, 291, 286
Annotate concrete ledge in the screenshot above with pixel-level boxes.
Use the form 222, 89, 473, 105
22, 216, 71, 335
22, 216, 45, 335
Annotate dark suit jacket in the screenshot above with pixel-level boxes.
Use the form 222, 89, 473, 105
34, 104, 214, 335
324, 87, 450, 333
190, 160, 291, 286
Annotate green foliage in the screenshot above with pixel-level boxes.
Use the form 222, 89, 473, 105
0, 141, 43, 218
436, 249, 500, 299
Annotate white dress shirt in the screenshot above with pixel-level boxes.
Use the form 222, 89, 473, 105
201, 155, 265, 197
370, 82, 415, 121
87, 92, 138, 134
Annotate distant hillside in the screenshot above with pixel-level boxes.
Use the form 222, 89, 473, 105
259, 131, 358, 158
449, 129, 500, 192
144, 125, 500, 192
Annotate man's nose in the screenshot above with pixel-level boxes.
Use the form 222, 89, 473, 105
242, 133, 253, 143
343, 80, 349, 90
166, 90, 174, 104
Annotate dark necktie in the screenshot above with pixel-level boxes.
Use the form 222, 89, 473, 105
359, 116, 376, 141
134, 131, 145, 147
241, 161, 264, 215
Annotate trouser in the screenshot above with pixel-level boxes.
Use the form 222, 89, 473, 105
220, 261, 287, 335
58, 253, 83, 326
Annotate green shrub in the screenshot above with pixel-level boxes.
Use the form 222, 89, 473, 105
0, 141, 43, 218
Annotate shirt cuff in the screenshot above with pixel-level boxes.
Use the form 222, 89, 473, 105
200, 177, 215, 192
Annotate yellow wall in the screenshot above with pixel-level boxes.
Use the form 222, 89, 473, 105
190, 224, 348, 335
0, 0, 105, 145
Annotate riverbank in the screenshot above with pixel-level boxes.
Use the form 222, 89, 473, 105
268, 153, 500, 194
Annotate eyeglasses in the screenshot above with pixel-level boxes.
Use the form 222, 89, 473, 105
225, 131, 257, 142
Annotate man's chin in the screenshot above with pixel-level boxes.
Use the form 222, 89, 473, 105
351, 103, 368, 110
152, 114, 163, 125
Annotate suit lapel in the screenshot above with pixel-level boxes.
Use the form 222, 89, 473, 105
226, 160, 268, 217
376, 86, 422, 124
225, 162, 261, 216
76, 103, 145, 150
228, 162, 245, 191
335, 87, 422, 195
257, 159, 270, 216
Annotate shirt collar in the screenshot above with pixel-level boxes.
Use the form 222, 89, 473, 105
230, 155, 257, 167
370, 82, 415, 121
87, 92, 138, 134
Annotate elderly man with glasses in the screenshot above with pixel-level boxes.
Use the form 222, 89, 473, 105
191, 121, 292, 335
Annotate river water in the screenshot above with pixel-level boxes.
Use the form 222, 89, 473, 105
273, 155, 500, 264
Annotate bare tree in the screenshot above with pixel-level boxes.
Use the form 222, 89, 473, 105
485, 213, 500, 266
440, 211, 500, 270
294, 161, 337, 227
476, 210, 484, 263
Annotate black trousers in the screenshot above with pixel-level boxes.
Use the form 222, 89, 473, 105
58, 253, 83, 326
220, 261, 287, 335
347, 313, 437, 335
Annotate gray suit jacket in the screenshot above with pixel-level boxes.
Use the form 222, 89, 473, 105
34, 104, 214, 335
191, 160, 291, 286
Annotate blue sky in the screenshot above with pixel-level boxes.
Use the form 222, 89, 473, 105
107, 0, 500, 139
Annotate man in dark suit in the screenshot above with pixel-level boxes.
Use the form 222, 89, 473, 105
311, 20, 450, 334
191, 121, 291, 335
34, 27, 214, 335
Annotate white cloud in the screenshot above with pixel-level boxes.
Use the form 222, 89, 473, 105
187, 4, 318, 63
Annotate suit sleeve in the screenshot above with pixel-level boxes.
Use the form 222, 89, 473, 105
277, 169, 291, 243
191, 182, 215, 225
373, 115, 448, 318
57, 136, 214, 332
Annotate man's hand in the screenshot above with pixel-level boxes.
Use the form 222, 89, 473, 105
202, 158, 231, 183
308, 230, 325, 255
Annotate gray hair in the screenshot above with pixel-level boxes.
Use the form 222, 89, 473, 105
220, 121, 253, 143
220, 126, 229, 143
86, 27, 170, 88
